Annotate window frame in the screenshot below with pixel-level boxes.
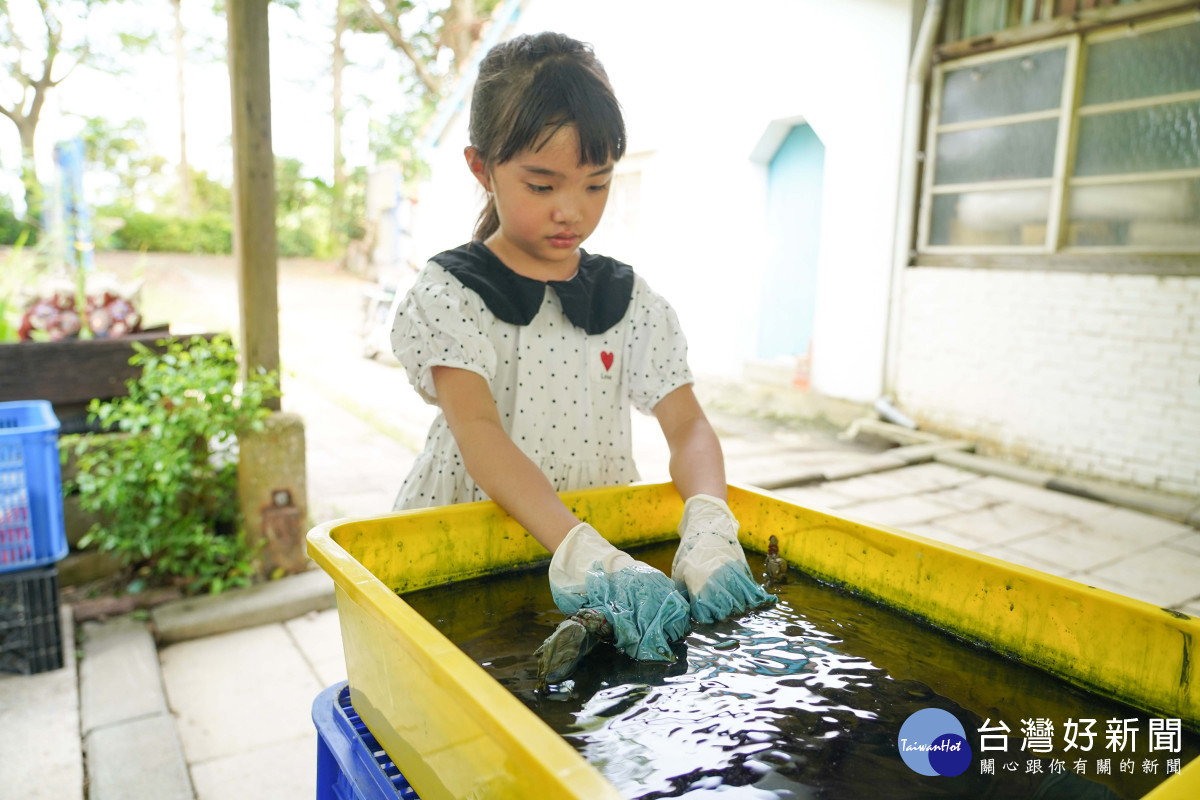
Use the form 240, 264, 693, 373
916, 9, 1200, 267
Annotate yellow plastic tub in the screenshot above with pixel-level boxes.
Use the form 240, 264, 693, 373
307, 482, 1200, 800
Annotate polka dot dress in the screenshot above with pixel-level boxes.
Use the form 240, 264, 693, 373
390, 259, 693, 510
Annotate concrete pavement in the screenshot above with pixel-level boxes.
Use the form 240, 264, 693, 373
1, 253, 1197, 798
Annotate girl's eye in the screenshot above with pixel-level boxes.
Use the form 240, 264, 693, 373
588, 182, 611, 193
527, 183, 552, 194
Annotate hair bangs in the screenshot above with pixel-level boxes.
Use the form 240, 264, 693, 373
494, 57, 625, 167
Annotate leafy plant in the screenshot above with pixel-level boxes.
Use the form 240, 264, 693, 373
70, 335, 281, 594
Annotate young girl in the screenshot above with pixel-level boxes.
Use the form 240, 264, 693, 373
391, 32, 772, 671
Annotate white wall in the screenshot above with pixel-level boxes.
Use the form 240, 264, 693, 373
410, 0, 914, 400
896, 268, 1200, 496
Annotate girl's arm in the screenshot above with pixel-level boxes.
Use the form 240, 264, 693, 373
653, 384, 727, 501
431, 365, 579, 553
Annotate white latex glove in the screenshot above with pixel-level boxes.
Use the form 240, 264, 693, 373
548, 522, 690, 662
671, 495, 776, 624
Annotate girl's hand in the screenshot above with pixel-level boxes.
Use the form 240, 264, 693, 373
548, 522, 690, 662
671, 495, 776, 623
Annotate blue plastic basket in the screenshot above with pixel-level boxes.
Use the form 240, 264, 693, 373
0, 401, 68, 574
313, 681, 420, 800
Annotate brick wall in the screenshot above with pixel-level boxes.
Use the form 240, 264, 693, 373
895, 267, 1200, 497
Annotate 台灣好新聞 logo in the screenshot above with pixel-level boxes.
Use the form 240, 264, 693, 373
898, 708, 973, 777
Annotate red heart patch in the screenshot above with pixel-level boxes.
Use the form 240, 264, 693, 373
601, 351, 614, 371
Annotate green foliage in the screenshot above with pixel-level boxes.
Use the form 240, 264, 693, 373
70, 335, 281, 594
0, 231, 35, 342
370, 103, 435, 190
0, 202, 39, 246
111, 211, 233, 254
77, 115, 170, 211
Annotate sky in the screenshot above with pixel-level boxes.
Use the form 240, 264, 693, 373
0, 0, 406, 214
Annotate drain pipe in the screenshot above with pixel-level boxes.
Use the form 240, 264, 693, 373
881, 0, 944, 406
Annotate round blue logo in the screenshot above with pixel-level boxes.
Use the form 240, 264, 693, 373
897, 708, 972, 777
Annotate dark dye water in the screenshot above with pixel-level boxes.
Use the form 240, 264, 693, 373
402, 543, 1199, 799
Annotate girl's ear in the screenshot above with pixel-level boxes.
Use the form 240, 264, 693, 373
464, 147, 492, 192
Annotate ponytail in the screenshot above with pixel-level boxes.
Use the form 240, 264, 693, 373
474, 195, 500, 242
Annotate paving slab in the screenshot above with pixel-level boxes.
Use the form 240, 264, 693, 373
1002, 520, 1156, 575
0, 607, 83, 800
189, 735, 315, 800
838, 495, 962, 529
1083, 506, 1194, 547
974, 543, 1063, 575
819, 453, 909, 481
934, 502, 1068, 546
901, 522, 994, 551
160, 622, 323, 765
874, 462, 981, 492
769, 485, 858, 511
1082, 545, 1200, 608
85, 713, 193, 800
968, 475, 1115, 521
1166, 529, 1200, 557
810, 472, 918, 502
151, 568, 336, 644
79, 617, 166, 735
918, 484, 1001, 513
284, 608, 348, 688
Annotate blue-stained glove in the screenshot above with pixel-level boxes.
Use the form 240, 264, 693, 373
548, 523, 690, 663
671, 495, 776, 624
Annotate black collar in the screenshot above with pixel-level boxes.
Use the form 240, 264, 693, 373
430, 242, 635, 335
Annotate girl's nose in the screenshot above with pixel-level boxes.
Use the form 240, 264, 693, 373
551, 201, 581, 224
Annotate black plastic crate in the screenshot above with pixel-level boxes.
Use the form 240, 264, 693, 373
0, 565, 64, 675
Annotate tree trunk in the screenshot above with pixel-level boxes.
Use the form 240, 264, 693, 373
174, 0, 194, 217
18, 119, 41, 226
332, 1, 347, 248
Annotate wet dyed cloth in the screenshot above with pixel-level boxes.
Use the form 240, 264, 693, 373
549, 523, 690, 663
672, 495, 776, 624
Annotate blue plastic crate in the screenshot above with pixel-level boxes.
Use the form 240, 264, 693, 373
313, 682, 420, 800
0, 401, 67, 574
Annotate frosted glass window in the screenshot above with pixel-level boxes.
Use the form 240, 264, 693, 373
930, 188, 1051, 246
934, 119, 1059, 185
941, 47, 1067, 124
1082, 21, 1200, 105
1074, 100, 1200, 177
1067, 179, 1200, 247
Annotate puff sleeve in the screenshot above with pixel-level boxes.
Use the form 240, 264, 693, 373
390, 263, 498, 405
626, 279, 694, 415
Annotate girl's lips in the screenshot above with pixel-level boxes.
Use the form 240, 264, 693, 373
548, 234, 578, 248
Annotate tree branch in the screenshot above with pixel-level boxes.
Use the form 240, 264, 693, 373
354, 0, 441, 96
49, 44, 88, 88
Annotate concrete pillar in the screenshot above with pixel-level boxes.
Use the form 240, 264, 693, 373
238, 412, 308, 578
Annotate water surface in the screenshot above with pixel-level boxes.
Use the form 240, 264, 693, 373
403, 542, 1198, 799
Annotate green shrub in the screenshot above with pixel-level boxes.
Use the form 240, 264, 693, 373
0, 205, 37, 246
69, 335, 280, 594
277, 224, 317, 257
112, 212, 233, 254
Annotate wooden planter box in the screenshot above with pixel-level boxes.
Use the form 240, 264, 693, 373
0, 328, 217, 433
0, 327, 171, 408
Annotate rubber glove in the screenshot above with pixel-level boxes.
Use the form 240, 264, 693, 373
671, 494, 776, 624
548, 522, 691, 663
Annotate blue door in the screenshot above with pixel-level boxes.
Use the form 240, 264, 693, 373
758, 123, 824, 361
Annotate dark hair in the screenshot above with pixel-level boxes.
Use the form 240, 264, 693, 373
469, 32, 626, 241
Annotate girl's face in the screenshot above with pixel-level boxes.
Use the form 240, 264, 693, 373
467, 126, 613, 281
